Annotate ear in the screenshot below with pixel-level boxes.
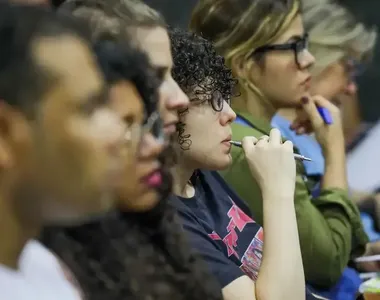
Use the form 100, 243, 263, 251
0, 101, 29, 170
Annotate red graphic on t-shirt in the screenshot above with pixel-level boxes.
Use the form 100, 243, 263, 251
240, 227, 264, 281
208, 200, 254, 259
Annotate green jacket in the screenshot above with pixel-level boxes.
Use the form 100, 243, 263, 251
220, 111, 368, 288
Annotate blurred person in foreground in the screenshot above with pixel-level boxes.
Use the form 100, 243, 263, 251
190, 0, 368, 289
41, 2, 223, 299
0, 3, 125, 299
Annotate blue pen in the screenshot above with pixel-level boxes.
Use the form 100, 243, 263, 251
317, 106, 333, 125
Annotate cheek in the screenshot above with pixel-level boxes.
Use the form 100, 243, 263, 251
260, 56, 295, 91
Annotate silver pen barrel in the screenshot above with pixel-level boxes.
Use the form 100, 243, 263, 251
229, 141, 312, 162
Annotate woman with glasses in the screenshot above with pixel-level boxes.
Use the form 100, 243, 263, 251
270, 2, 377, 298
168, 27, 316, 300
190, 0, 368, 292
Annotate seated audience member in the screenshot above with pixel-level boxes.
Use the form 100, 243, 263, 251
0, 3, 125, 299
60, 0, 190, 144
42, 38, 223, 300
190, 0, 368, 288
272, 0, 376, 194
168, 28, 316, 300
268, 1, 378, 296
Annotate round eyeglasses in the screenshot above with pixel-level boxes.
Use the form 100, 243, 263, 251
124, 111, 165, 145
252, 33, 309, 68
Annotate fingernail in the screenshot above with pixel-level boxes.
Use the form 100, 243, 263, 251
301, 97, 309, 104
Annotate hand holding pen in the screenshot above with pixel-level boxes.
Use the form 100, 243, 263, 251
241, 129, 297, 195
290, 95, 344, 152
230, 140, 311, 162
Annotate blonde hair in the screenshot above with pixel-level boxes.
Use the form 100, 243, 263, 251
302, 0, 377, 75
190, 0, 300, 100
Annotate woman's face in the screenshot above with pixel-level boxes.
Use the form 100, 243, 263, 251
108, 80, 164, 211
134, 26, 189, 139
311, 58, 358, 102
250, 15, 315, 108
175, 86, 236, 171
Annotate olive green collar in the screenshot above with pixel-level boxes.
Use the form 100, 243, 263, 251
235, 111, 272, 135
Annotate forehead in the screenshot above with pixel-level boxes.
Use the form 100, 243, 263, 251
32, 34, 103, 104
109, 80, 144, 119
275, 14, 304, 43
134, 26, 172, 68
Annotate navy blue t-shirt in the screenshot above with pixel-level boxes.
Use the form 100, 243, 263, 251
170, 170, 263, 288
170, 170, 327, 300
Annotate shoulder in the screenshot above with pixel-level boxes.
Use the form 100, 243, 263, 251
20, 240, 83, 299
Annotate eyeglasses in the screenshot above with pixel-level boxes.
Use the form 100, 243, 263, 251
252, 33, 309, 68
124, 111, 165, 145
193, 89, 231, 112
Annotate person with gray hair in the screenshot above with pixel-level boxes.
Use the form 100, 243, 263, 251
272, 0, 377, 193
271, 0, 377, 298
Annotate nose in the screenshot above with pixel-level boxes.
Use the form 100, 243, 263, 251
220, 101, 236, 125
299, 49, 315, 69
138, 132, 164, 160
160, 77, 189, 111
344, 81, 357, 96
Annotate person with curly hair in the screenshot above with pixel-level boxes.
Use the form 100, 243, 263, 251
190, 0, 368, 292
168, 27, 314, 300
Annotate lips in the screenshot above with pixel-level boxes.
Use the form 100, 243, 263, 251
164, 122, 177, 135
222, 134, 232, 143
302, 76, 311, 86
141, 169, 162, 188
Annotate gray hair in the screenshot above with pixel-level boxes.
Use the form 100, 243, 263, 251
302, 0, 377, 75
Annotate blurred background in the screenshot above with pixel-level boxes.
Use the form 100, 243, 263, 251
143, 0, 379, 123
51, 0, 380, 123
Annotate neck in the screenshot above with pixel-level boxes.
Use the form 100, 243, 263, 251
232, 83, 276, 121
0, 183, 41, 269
171, 159, 196, 199
277, 108, 298, 122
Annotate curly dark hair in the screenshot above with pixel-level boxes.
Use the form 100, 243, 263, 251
40, 40, 223, 300
169, 27, 237, 150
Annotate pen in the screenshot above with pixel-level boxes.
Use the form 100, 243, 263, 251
317, 106, 333, 125
229, 141, 312, 162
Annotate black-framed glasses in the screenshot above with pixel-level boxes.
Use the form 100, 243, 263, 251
124, 111, 165, 145
193, 89, 231, 112
252, 33, 309, 68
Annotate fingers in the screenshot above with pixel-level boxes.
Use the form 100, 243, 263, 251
241, 136, 258, 154
283, 140, 294, 151
312, 95, 338, 111
269, 128, 282, 144
300, 96, 324, 128
256, 135, 269, 146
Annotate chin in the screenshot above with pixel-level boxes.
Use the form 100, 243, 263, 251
208, 155, 232, 171
119, 190, 159, 212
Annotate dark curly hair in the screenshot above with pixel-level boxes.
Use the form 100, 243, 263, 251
169, 27, 237, 150
40, 40, 223, 300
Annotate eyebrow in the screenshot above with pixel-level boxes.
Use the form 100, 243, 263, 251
83, 86, 109, 109
286, 34, 304, 42
153, 66, 169, 82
